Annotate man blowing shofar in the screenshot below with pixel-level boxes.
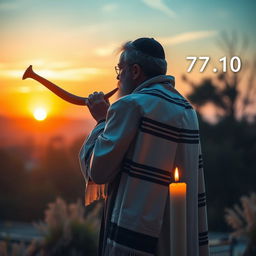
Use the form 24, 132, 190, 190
79, 37, 209, 256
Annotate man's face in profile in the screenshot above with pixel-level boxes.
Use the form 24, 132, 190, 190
117, 52, 135, 98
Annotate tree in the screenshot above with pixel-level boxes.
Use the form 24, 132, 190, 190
182, 32, 256, 232
182, 31, 256, 122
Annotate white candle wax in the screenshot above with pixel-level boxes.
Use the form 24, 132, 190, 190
169, 168, 187, 256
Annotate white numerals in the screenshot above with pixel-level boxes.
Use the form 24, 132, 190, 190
186, 56, 241, 73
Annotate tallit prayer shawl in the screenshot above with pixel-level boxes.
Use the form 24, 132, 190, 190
79, 75, 210, 256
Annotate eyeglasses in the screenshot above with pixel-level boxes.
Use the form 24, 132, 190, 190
115, 65, 121, 76
115, 63, 135, 77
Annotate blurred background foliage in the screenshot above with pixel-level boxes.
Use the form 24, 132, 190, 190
0, 198, 102, 256
0, 33, 255, 235
0, 71, 255, 232
182, 33, 256, 231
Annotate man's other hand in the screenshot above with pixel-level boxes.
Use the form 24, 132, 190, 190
85, 92, 110, 122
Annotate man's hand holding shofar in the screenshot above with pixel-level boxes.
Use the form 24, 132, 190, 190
85, 91, 110, 123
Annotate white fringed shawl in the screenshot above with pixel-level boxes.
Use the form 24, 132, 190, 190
79, 75, 209, 256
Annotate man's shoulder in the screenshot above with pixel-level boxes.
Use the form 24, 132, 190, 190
140, 83, 187, 101
112, 93, 143, 106
108, 94, 142, 113
136, 83, 194, 110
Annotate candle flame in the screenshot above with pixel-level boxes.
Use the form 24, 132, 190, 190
174, 167, 179, 182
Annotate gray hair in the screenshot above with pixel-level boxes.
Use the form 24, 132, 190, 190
119, 41, 167, 78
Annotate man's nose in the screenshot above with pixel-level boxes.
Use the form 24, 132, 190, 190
116, 74, 120, 80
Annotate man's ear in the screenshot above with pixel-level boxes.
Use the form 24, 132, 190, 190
131, 64, 142, 80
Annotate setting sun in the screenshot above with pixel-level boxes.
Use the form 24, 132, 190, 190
33, 108, 47, 121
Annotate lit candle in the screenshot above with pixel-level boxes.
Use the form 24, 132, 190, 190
169, 167, 187, 256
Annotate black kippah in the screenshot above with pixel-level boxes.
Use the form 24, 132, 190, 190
132, 37, 165, 59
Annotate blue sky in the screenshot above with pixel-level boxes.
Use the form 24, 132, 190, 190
0, 0, 255, 119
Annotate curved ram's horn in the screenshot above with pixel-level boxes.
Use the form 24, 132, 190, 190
22, 65, 118, 106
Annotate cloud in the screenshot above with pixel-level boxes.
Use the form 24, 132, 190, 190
37, 68, 103, 81
94, 43, 120, 57
17, 86, 33, 93
22, 60, 75, 70
0, 60, 74, 70
141, 0, 176, 18
158, 30, 218, 46
101, 3, 118, 12
0, 59, 105, 81
0, 67, 104, 81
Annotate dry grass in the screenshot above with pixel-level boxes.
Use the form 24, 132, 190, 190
0, 197, 102, 256
225, 192, 256, 244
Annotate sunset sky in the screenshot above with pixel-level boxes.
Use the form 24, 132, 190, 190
1, 0, 255, 121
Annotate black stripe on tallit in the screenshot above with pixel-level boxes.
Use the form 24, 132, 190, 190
141, 122, 199, 139
124, 159, 170, 177
123, 159, 171, 186
142, 89, 191, 105
198, 192, 207, 207
198, 201, 206, 207
198, 192, 206, 198
137, 90, 193, 109
142, 117, 199, 134
123, 165, 170, 182
198, 202, 206, 207
199, 231, 209, 246
123, 168, 170, 186
140, 127, 199, 144
108, 222, 158, 254
198, 198, 206, 206
198, 155, 204, 169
